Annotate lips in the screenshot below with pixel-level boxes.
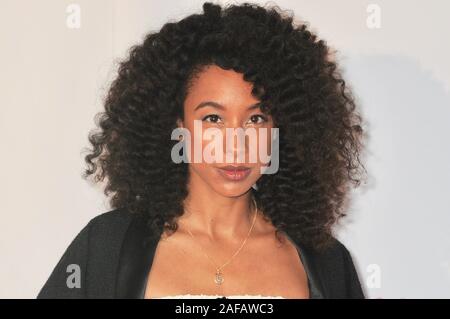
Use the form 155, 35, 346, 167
217, 165, 251, 181
219, 165, 250, 171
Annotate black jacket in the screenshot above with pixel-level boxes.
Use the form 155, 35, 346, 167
37, 208, 365, 299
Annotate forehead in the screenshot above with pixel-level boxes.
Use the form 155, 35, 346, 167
184, 64, 260, 110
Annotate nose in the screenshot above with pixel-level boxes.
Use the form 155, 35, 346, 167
223, 125, 249, 164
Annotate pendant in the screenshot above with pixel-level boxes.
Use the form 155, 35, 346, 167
214, 269, 224, 285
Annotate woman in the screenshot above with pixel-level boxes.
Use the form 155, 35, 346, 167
38, 2, 366, 299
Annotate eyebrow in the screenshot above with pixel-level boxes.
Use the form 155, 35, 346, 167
194, 101, 262, 111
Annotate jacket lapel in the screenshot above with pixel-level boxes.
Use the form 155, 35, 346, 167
283, 232, 326, 299
115, 213, 161, 298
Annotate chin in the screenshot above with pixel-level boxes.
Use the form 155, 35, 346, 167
211, 183, 254, 198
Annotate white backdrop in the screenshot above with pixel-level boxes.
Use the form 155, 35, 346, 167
1, 0, 449, 298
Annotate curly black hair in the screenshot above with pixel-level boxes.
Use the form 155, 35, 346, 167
82, 1, 366, 252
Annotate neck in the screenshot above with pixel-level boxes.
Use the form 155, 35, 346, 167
176, 172, 257, 243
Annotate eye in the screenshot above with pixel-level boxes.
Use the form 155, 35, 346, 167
247, 114, 268, 125
202, 114, 222, 123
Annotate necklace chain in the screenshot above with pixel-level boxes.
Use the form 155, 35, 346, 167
178, 197, 258, 286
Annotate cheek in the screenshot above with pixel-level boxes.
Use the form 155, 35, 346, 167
189, 161, 221, 185
181, 122, 203, 162
266, 130, 273, 154
254, 127, 274, 165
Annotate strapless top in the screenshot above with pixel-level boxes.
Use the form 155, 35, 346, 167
152, 294, 285, 299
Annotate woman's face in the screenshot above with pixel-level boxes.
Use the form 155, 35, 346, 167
179, 64, 274, 197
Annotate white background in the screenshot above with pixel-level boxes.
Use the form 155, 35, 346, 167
0, 0, 449, 298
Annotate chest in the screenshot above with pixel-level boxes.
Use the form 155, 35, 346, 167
144, 234, 310, 299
